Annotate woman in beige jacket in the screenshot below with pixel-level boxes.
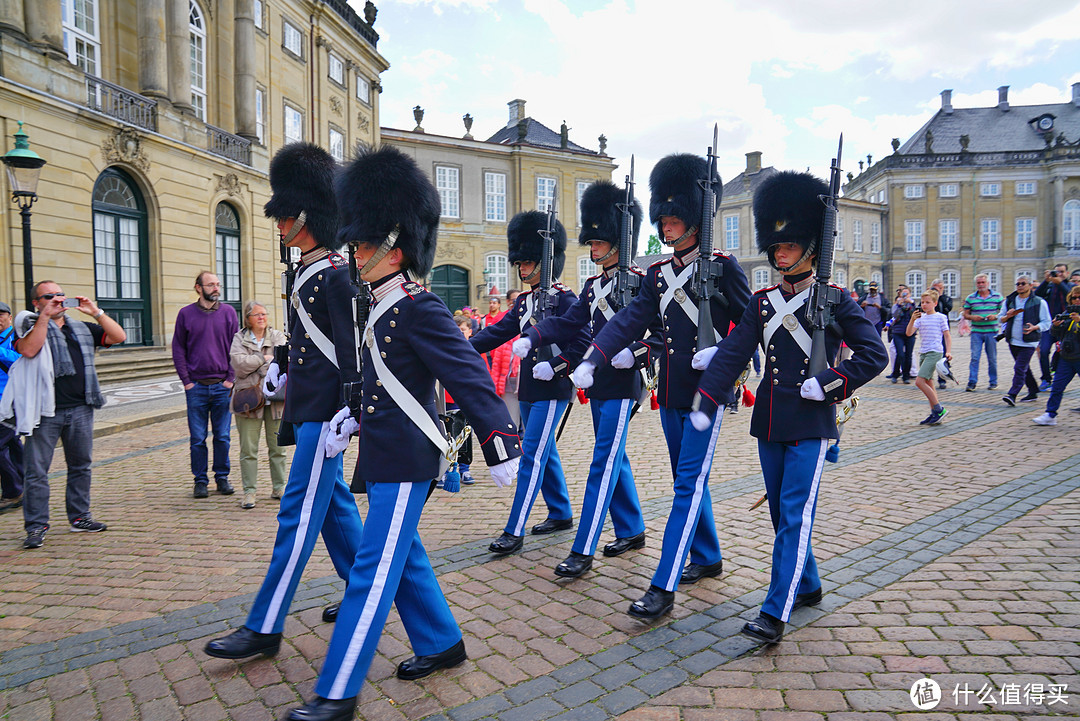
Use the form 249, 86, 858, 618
230, 301, 287, 508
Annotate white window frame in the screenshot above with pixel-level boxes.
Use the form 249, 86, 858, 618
852, 219, 863, 252
980, 218, 1000, 251
871, 221, 881, 254
836, 218, 844, 251
577, 255, 592, 291
255, 87, 265, 144
906, 270, 926, 296
1016, 268, 1036, 283
836, 269, 847, 289
904, 184, 924, 199
328, 53, 344, 86
983, 270, 1001, 294
871, 270, 883, 285
1015, 181, 1036, 196
484, 253, 509, 298
723, 214, 739, 251
284, 103, 303, 144
753, 267, 771, 290
576, 181, 589, 218
356, 74, 370, 104
1015, 217, 1035, 251
878, 189, 887, 204
939, 219, 958, 252
980, 182, 1001, 197
437, 166, 460, 219
1064, 199, 1080, 251
253, 0, 265, 31
283, 18, 303, 58
485, 172, 506, 223
62, 0, 101, 75
941, 270, 960, 300
905, 220, 924, 253
939, 183, 959, 198
189, 1, 207, 121
328, 126, 344, 162
536, 177, 556, 212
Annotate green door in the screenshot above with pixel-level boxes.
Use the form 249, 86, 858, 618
429, 265, 469, 313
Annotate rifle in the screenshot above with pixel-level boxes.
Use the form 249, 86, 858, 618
534, 190, 558, 362
273, 231, 296, 380
692, 124, 727, 348
805, 134, 845, 376
344, 241, 369, 419
612, 156, 640, 309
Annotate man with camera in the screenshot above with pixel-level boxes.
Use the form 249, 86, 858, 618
8, 281, 126, 548
1000, 276, 1050, 407
1033, 284, 1080, 426
1034, 264, 1073, 391
962, 273, 1003, 391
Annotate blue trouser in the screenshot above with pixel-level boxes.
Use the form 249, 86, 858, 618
968, 332, 998, 386
504, 399, 572, 536
185, 382, 232, 485
571, 398, 645, 557
1045, 356, 1080, 416
890, 333, 915, 380
653, 408, 724, 592
246, 421, 362, 634
0, 422, 23, 499
1006, 344, 1039, 398
1038, 330, 1055, 382
316, 480, 460, 700
757, 438, 828, 622
22, 405, 94, 531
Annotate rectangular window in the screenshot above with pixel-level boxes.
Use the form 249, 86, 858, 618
485, 254, 509, 297
93, 213, 117, 298
724, 214, 739, 251
905, 220, 924, 252
284, 104, 303, 144
216, 233, 241, 304
283, 19, 303, 57
981, 218, 1000, 251
906, 271, 925, 296
328, 53, 344, 85
255, 87, 265, 144
356, 74, 370, 104
836, 218, 844, 251
871, 270, 882, 285
985, 270, 1000, 294
852, 219, 863, 252
437, 166, 460, 218
939, 219, 958, 252
328, 127, 344, 162
62, 0, 100, 75
871, 221, 881, 254
485, 172, 506, 222
904, 185, 924, 199
1015, 181, 1036, 196
190, 31, 206, 121
1015, 217, 1035, 250
941, 271, 959, 300
577, 181, 589, 210
753, 268, 770, 290
939, 183, 958, 198
537, 177, 556, 212
578, 256, 592, 291
253, 0, 264, 30
980, 182, 1000, 197
878, 189, 887, 204
836, 269, 847, 288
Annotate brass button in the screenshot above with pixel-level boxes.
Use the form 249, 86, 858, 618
314, 286, 319, 292
773, 378, 779, 385
307, 313, 312, 318
800, 370, 806, 375
298, 358, 304, 364
318, 274, 324, 280
305, 333, 310, 339
797, 382, 802, 387
514, 443, 520, 449
372, 395, 379, 401
761, 310, 768, 316
769, 344, 774, 350
803, 358, 809, 364
384, 336, 391, 343
366, 406, 374, 413
390, 320, 396, 328
301, 347, 306, 352
692, 347, 697, 352
770, 356, 776, 362
773, 368, 780, 374
380, 352, 387, 358
308, 297, 314, 303
375, 380, 383, 387
668, 349, 674, 355
508, 423, 514, 429
393, 307, 400, 314
657, 282, 662, 288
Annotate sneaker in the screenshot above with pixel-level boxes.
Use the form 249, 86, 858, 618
1032, 413, 1057, 426
23, 526, 47, 549
1019, 393, 1038, 402
0, 494, 23, 513
70, 516, 107, 533
919, 413, 937, 426
1002, 395, 1016, 407
965, 384, 976, 392
988, 383, 998, 390
1039, 381, 1052, 392
890, 377, 899, 384
929, 407, 948, 425
902, 378, 911, 384
194, 483, 209, 499
271, 489, 284, 500
937, 382, 947, 390
241, 492, 256, 509
461, 473, 475, 486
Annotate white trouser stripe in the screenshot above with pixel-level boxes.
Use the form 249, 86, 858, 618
261, 421, 330, 633
511, 400, 559, 536
583, 399, 631, 551
664, 414, 723, 590
780, 439, 828, 621
329, 483, 412, 698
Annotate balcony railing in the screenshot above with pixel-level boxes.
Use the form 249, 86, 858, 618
86, 76, 157, 131
206, 125, 252, 166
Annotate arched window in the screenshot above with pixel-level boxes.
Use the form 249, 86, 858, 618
215, 204, 241, 312
1064, 199, 1080, 251
189, 1, 207, 120
93, 169, 150, 345
941, 270, 960, 300
905, 270, 925, 296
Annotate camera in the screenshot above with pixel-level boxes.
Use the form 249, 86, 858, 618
61, 298, 80, 308
1055, 304, 1080, 323
1049, 270, 1059, 278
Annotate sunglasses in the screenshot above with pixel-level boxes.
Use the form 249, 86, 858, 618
1016, 282, 1029, 286
36, 292, 66, 301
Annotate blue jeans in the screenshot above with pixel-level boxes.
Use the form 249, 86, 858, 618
1045, 356, 1079, 416
185, 382, 232, 485
22, 405, 95, 531
0, 423, 23, 499
967, 332, 998, 387
891, 333, 915, 380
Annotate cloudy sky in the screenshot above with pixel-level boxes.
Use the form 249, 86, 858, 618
355, 0, 1080, 198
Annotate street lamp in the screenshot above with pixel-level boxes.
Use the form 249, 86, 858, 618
2, 121, 47, 310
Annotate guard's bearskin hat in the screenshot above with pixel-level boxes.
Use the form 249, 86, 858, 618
507, 210, 567, 280
753, 170, 829, 263
264, 142, 340, 250
336, 145, 441, 278
648, 153, 721, 231
578, 180, 642, 258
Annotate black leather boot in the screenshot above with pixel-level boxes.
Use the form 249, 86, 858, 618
322, 603, 340, 623
680, 559, 723, 584
741, 613, 785, 644
791, 588, 823, 611
286, 695, 358, 721
554, 552, 593, 578
531, 517, 573, 534
204, 627, 281, 659
488, 532, 523, 555
396, 639, 467, 680
627, 585, 674, 620
601, 532, 645, 557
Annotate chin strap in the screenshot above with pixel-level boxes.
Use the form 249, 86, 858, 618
594, 245, 618, 264
280, 210, 307, 245
359, 226, 402, 277
768, 239, 817, 273
661, 225, 698, 247
520, 264, 540, 284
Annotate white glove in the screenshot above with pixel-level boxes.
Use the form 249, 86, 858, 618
512, 337, 532, 358
692, 345, 719, 371
262, 362, 284, 395
571, 361, 595, 389
800, 377, 825, 401
690, 411, 712, 431
611, 348, 635, 369
324, 406, 359, 458
532, 361, 554, 381
490, 457, 519, 488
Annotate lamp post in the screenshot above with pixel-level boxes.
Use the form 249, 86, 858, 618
2, 122, 47, 310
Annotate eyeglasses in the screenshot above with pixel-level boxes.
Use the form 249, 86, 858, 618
247, 313, 268, 318
1016, 281, 1029, 286
199, 283, 222, 288
35, 292, 66, 301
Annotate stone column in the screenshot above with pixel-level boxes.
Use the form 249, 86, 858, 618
0, 0, 26, 37
166, 0, 194, 114
138, 0, 169, 99
234, 0, 257, 140
23, 0, 65, 58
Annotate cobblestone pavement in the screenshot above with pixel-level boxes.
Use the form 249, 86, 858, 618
1, 338, 1078, 720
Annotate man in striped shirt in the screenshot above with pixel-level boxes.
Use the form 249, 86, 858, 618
962, 273, 1004, 391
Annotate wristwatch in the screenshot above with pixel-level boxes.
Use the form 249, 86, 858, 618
93, 310, 105, 319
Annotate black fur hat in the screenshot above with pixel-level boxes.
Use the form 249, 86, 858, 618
336, 145, 441, 278
507, 210, 567, 280
753, 170, 829, 256
648, 153, 721, 231
578, 180, 642, 258
264, 143, 340, 250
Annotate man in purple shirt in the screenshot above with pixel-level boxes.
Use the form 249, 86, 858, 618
172, 271, 238, 499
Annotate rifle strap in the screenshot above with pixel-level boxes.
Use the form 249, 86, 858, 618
292, 258, 338, 368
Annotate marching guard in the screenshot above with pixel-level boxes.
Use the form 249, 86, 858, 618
285, 146, 522, 721
574, 153, 751, 620
513, 180, 657, 577
204, 143, 364, 662
471, 211, 589, 556
691, 170, 887, 644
